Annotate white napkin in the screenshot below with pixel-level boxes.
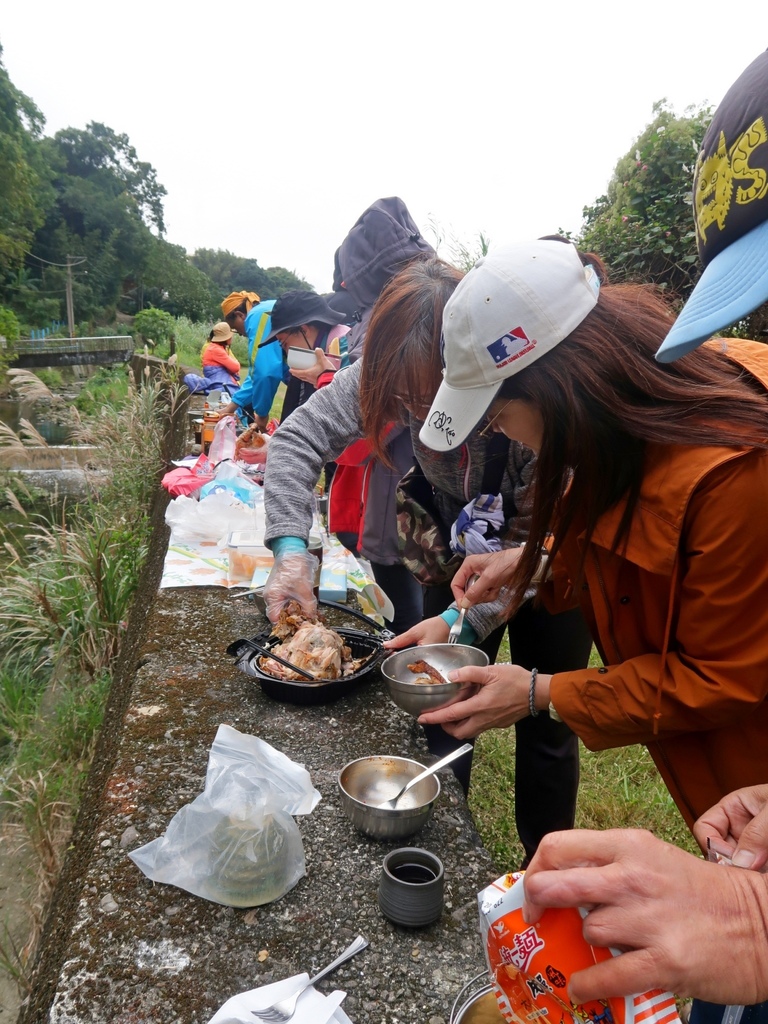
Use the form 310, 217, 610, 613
208, 972, 354, 1024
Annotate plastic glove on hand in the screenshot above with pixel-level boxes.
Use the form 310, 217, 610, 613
263, 549, 319, 623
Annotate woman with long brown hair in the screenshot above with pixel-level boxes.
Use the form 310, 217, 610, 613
416, 237, 768, 829
263, 255, 593, 862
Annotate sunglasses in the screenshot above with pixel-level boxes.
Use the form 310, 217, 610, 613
478, 400, 514, 438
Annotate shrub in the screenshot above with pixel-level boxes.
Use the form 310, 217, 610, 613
33, 368, 64, 390
133, 307, 175, 345
579, 101, 712, 302
0, 306, 21, 342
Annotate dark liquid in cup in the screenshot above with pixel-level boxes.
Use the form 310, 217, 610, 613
391, 862, 436, 884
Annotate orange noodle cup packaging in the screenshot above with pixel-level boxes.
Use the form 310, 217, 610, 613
478, 871, 681, 1024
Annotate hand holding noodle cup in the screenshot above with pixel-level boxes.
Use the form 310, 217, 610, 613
477, 871, 681, 1024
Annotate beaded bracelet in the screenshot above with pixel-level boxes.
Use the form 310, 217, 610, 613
528, 667, 539, 718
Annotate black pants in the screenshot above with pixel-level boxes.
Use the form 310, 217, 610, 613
423, 585, 592, 864
335, 540, 426, 639
371, 561, 425, 636
691, 1003, 768, 1024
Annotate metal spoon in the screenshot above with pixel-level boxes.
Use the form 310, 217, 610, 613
447, 573, 481, 644
374, 743, 473, 809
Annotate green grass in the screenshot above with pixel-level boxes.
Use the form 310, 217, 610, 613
74, 366, 132, 415
147, 315, 249, 372
469, 642, 698, 869
269, 383, 286, 422
0, 372, 176, 993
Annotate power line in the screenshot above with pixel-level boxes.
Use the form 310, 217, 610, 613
22, 250, 87, 268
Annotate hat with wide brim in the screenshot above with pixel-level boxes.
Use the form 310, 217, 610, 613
264, 290, 345, 342
209, 321, 233, 344
656, 48, 768, 362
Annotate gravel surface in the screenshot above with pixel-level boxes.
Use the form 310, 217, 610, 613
22, 582, 499, 1024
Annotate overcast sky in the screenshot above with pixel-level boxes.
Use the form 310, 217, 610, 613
2, 3, 765, 292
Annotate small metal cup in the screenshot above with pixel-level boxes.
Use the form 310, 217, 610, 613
378, 847, 444, 928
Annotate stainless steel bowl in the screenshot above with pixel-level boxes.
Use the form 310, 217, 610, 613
380, 644, 489, 717
337, 755, 440, 840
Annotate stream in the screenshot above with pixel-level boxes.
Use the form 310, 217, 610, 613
0, 398, 72, 445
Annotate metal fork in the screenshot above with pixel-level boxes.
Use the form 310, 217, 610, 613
251, 934, 368, 1022
447, 573, 480, 644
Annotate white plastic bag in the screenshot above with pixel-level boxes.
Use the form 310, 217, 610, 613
129, 725, 320, 907
164, 492, 258, 542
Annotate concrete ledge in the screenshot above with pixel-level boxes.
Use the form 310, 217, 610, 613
24, 583, 497, 1024
12, 468, 108, 499
0, 446, 100, 470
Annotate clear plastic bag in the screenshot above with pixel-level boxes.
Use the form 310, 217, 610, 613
200, 460, 262, 506
206, 724, 320, 815
129, 725, 320, 907
208, 415, 238, 464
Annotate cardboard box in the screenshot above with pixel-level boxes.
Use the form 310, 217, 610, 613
318, 562, 347, 603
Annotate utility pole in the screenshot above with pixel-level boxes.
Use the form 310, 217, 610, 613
65, 256, 76, 338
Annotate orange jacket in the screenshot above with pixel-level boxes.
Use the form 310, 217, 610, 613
202, 342, 241, 377
546, 339, 768, 828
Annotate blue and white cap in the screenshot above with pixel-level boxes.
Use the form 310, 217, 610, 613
419, 239, 600, 452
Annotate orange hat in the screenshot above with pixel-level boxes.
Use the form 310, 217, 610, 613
221, 291, 260, 318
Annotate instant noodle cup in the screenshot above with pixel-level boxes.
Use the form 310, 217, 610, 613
477, 871, 681, 1024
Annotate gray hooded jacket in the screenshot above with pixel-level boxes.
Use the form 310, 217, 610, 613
263, 361, 536, 640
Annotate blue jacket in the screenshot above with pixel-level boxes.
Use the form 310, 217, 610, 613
230, 300, 289, 417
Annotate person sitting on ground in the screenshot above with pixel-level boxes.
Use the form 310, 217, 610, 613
201, 321, 241, 391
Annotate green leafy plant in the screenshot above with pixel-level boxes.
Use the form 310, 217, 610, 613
32, 368, 63, 390
0, 306, 20, 342
133, 306, 175, 345
74, 366, 130, 415
579, 101, 712, 303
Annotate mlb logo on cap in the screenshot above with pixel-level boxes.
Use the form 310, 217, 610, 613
487, 327, 535, 368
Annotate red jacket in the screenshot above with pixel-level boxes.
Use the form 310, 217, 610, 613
546, 339, 768, 828
327, 439, 374, 540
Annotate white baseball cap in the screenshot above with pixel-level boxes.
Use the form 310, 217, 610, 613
419, 239, 601, 451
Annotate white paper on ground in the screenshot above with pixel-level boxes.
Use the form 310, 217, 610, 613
207, 972, 352, 1024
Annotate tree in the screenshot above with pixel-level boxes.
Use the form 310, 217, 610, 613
579, 101, 712, 303
26, 123, 168, 320
140, 238, 220, 321
0, 44, 54, 269
52, 122, 166, 234
190, 248, 312, 298
262, 265, 313, 295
